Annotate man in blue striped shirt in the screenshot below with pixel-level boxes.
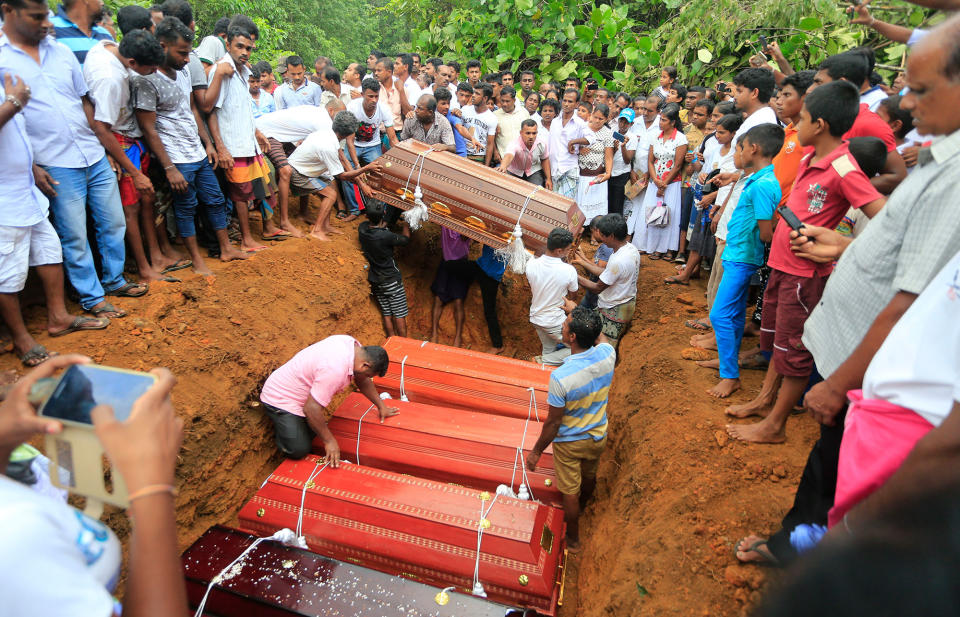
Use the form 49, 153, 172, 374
51, 0, 114, 65
527, 306, 615, 552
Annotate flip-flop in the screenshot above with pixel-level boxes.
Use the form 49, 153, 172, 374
49, 316, 110, 337
664, 276, 690, 285
243, 245, 269, 253
20, 344, 55, 367
88, 301, 127, 319
158, 276, 181, 283
685, 318, 711, 331
160, 259, 192, 274
106, 281, 149, 297
735, 538, 780, 566
262, 230, 291, 240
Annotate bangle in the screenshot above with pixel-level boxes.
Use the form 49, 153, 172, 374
128, 483, 178, 502
164, 164, 175, 170
4, 94, 22, 111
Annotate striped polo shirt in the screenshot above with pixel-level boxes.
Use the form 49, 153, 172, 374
548, 342, 615, 443
51, 9, 114, 66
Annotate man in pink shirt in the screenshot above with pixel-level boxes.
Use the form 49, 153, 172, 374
498, 119, 553, 189
260, 335, 397, 463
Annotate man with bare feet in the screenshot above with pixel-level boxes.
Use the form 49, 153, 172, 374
527, 308, 614, 552
133, 17, 249, 275
286, 111, 381, 241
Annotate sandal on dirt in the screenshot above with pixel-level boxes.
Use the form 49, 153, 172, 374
647, 253, 661, 260
160, 258, 192, 274
88, 301, 127, 319
49, 316, 109, 337
664, 276, 690, 285
735, 538, 780, 566
20, 344, 54, 367
262, 230, 291, 241
106, 281, 149, 298
685, 318, 712, 331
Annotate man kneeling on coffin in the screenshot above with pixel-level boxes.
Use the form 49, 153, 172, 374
260, 335, 398, 464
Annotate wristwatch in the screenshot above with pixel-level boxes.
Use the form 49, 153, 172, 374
4, 94, 23, 111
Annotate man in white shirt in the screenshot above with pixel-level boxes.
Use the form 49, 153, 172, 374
318, 66, 354, 107
393, 53, 421, 112
493, 85, 530, 163
273, 55, 323, 109
286, 112, 381, 241
548, 88, 588, 198
461, 82, 498, 166
526, 227, 579, 365
730, 68, 778, 147
575, 213, 640, 352
343, 77, 398, 219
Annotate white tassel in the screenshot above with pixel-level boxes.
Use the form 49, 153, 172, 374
471, 581, 487, 597
495, 483, 517, 498
496, 223, 531, 274
379, 392, 392, 400
402, 186, 429, 230
517, 483, 530, 501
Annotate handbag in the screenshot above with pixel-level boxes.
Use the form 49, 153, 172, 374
646, 198, 670, 227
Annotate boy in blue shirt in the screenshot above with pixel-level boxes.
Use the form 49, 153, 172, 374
435, 86, 467, 157
707, 124, 784, 398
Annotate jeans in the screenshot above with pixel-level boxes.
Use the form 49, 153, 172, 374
171, 159, 228, 237
471, 264, 503, 348
534, 322, 570, 365
343, 144, 382, 215
710, 260, 758, 379
44, 156, 126, 310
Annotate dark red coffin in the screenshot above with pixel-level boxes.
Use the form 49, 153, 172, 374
315, 392, 561, 506
366, 140, 584, 253
238, 456, 566, 615
374, 337, 553, 420
182, 525, 522, 617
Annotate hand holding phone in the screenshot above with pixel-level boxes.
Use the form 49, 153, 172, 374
612, 130, 627, 142
759, 34, 769, 52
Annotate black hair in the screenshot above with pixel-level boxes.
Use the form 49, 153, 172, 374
361, 345, 390, 377
322, 66, 340, 84
671, 83, 688, 100
804, 80, 860, 136
577, 101, 593, 113
563, 87, 580, 102
396, 53, 414, 74
212, 16, 230, 36
593, 102, 610, 118
818, 52, 869, 88
434, 86, 452, 102
741, 123, 785, 158
254, 60, 272, 75
118, 29, 165, 65
546, 227, 574, 251
374, 57, 392, 72
155, 16, 193, 44
539, 98, 560, 114
717, 113, 744, 133
500, 85, 516, 99
616, 92, 632, 106
410, 52, 421, 62
426, 57, 443, 69
662, 65, 678, 80
466, 59, 482, 71
248, 65, 260, 79
520, 118, 538, 130
660, 102, 682, 128
694, 98, 715, 114
525, 91, 542, 105
597, 213, 627, 240
520, 70, 535, 79
150, 4, 163, 12
878, 95, 913, 139
457, 82, 474, 95
365, 201, 385, 225
869, 71, 884, 87
568, 307, 602, 349
331, 110, 360, 139
286, 55, 305, 68
360, 76, 380, 93
502, 70, 514, 79
225, 24, 252, 42
689, 85, 706, 96
447, 60, 460, 75
847, 136, 888, 178
565, 76, 581, 88
476, 82, 494, 101
733, 67, 776, 103
369, 49, 386, 59
483, 72, 502, 85
116, 5, 153, 35
314, 55, 331, 67
851, 45, 877, 75
159, 0, 192, 27
781, 69, 816, 98
229, 14, 258, 39
715, 100, 736, 116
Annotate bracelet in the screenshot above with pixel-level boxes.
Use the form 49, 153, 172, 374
128, 483, 178, 502
164, 164, 176, 170
4, 94, 22, 111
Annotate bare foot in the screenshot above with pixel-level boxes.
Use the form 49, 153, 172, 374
309, 231, 331, 241
280, 220, 305, 238
696, 358, 720, 370
690, 333, 717, 350
322, 226, 344, 235
241, 240, 268, 252
453, 336, 462, 348
219, 246, 250, 262
487, 346, 505, 355
735, 535, 778, 564
726, 419, 786, 444
194, 264, 215, 276
708, 378, 740, 398
725, 394, 775, 418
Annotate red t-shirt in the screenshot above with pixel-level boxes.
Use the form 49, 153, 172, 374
768, 142, 882, 278
844, 103, 897, 152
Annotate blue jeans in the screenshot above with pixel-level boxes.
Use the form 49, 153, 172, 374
171, 159, 228, 237
710, 260, 759, 379
342, 144, 382, 215
44, 156, 126, 310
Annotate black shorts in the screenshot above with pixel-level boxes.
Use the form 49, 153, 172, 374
370, 279, 409, 317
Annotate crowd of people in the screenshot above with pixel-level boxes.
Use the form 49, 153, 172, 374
2, 0, 960, 611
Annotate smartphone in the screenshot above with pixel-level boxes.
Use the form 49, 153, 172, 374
759, 35, 768, 52
612, 130, 626, 141
777, 205, 805, 233
40, 364, 157, 426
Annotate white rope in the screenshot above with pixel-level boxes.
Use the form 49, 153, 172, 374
495, 185, 540, 274
471, 493, 499, 597
398, 354, 410, 402
355, 404, 376, 466
296, 461, 329, 539
504, 387, 541, 501
401, 147, 439, 230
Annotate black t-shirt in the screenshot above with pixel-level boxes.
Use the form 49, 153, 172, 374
358, 221, 410, 284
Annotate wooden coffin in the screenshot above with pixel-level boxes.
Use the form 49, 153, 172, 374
182, 525, 523, 617
374, 337, 553, 420
238, 456, 566, 615
315, 392, 561, 506
366, 140, 584, 253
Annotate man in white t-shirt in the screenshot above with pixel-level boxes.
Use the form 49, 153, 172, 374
461, 82, 498, 166
575, 213, 640, 351
493, 86, 530, 163
526, 228, 579, 365
342, 78, 398, 220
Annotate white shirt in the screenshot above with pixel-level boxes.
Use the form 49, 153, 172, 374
83, 40, 139, 137
525, 254, 577, 328
347, 97, 393, 148
548, 113, 587, 175
716, 173, 746, 242
0, 108, 49, 225
401, 75, 422, 106
195, 34, 225, 65
700, 134, 722, 176
210, 55, 259, 157
598, 243, 641, 308
860, 86, 887, 113
733, 106, 778, 146
634, 116, 660, 172
288, 129, 345, 179
0, 475, 121, 616
461, 105, 498, 157
255, 107, 331, 143
611, 123, 641, 177
493, 105, 530, 155
861, 249, 960, 427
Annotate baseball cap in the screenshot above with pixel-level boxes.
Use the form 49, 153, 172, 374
618, 108, 635, 122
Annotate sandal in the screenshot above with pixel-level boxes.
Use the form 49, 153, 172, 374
106, 281, 149, 298
262, 230, 291, 241
49, 316, 110, 337
664, 276, 690, 285
88, 301, 127, 319
20, 344, 54, 367
684, 318, 711, 331
160, 258, 192, 274
735, 538, 780, 566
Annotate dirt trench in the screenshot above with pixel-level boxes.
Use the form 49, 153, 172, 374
7, 205, 819, 616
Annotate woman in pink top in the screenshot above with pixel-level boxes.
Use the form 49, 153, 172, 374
430, 228, 474, 347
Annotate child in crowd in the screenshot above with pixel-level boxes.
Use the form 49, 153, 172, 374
358, 201, 411, 337
576, 101, 592, 122
726, 81, 886, 442
435, 86, 468, 157
875, 95, 915, 175
707, 124, 784, 398
575, 216, 614, 309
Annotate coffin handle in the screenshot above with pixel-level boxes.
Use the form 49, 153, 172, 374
464, 216, 487, 230
429, 201, 451, 215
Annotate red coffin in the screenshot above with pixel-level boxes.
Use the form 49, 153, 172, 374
182, 525, 521, 617
375, 337, 553, 420
238, 456, 566, 615
315, 392, 561, 506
